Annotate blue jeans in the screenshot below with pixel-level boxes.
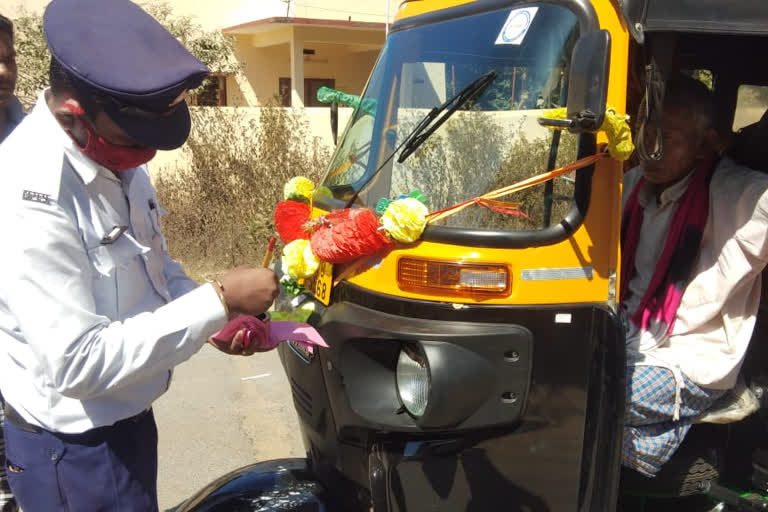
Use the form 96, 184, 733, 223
3, 409, 158, 512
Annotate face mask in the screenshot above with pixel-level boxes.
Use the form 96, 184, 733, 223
63, 103, 156, 171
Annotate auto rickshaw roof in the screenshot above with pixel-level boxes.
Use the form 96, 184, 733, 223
620, 0, 768, 43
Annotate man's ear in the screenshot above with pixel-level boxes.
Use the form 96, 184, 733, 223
700, 127, 724, 157
51, 97, 90, 143
51, 98, 84, 129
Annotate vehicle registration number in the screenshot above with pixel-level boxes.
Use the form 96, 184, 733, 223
310, 261, 333, 305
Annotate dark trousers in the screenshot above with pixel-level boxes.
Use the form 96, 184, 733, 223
0, 392, 18, 512
3, 409, 158, 512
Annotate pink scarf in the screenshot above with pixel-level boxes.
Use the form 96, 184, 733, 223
620, 157, 717, 334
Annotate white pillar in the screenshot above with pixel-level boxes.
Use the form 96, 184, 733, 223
386, 0, 391, 35
290, 31, 304, 108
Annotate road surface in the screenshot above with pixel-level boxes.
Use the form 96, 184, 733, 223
154, 344, 304, 511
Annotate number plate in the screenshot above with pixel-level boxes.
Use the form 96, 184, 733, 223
310, 261, 333, 306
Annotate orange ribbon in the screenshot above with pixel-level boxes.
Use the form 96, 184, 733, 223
426, 151, 606, 223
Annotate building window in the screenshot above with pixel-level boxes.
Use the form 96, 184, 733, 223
279, 77, 336, 107
191, 74, 228, 107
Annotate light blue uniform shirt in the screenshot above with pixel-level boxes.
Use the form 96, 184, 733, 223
0, 92, 228, 433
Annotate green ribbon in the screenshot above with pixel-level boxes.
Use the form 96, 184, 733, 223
317, 86, 377, 116
375, 190, 429, 215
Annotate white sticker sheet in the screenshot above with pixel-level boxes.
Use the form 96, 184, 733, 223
495, 7, 539, 46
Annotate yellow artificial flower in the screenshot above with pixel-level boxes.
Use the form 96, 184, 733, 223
284, 176, 316, 201
381, 197, 429, 243
602, 108, 635, 162
281, 239, 320, 280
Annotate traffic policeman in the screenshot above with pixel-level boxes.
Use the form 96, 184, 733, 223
0, 0, 279, 510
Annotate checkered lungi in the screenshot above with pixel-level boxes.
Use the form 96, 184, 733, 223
0, 393, 18, 512
623, 357, 725, 477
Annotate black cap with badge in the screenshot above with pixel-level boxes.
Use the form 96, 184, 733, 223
43, 0, 209, 150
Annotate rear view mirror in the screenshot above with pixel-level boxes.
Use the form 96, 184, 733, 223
539, 30, 611, 132
566, 30, 611, 132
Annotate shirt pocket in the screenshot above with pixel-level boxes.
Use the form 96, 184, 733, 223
147, 205, 168, 251
143, 205, 172, 302
87, 234, 148, 278
87, 234, 148, 319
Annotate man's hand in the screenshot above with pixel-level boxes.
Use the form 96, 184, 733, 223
208, 329, 274, 356
218, 265, 279, 317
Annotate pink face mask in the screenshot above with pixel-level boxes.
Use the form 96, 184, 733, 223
64, 103, 156, 171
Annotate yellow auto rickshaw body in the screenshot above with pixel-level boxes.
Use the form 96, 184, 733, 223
309, 0, 630, 308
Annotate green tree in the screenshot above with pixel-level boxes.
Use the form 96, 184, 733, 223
12, 2, 240, 109
141, 3, 240, 75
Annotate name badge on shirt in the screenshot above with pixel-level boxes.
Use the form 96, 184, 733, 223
101, 225, 128, 245
22, 190, 51, 205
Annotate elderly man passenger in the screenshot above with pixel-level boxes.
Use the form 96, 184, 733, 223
620, 74, 768, 477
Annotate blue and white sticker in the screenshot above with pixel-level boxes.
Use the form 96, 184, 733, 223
495, 7, 538, 46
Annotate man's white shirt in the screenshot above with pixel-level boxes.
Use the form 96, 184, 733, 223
622, 158, 768, 390
0, 92, 227, 433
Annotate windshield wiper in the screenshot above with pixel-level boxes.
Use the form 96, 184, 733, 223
397, 71, 497, 164
344, 71, 497, 208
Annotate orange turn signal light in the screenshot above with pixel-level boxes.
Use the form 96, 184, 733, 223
397, 258, 510, 297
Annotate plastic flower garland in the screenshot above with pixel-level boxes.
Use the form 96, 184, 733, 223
274, 177, 429, 285
280, 239, 319, 280
380, 197, 428, 244
274, 105, 635, 292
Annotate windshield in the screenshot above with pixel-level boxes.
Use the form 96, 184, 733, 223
321, 4, 581, 231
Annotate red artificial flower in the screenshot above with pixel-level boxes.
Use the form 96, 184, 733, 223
310, 208, 393, 264
274, 200, 312, 243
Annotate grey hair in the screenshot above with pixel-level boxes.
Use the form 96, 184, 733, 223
664, 74, 715, 135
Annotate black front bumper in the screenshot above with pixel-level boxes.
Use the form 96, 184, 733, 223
276, 284, 626, 512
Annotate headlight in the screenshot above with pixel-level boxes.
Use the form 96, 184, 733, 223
396, 346, 431, 417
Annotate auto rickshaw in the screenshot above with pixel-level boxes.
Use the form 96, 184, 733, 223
177, 1, 768, 510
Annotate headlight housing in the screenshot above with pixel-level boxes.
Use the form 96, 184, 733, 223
396, 346, 431, 418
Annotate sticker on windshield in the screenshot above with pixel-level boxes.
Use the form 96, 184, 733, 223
495, 7, 538, 46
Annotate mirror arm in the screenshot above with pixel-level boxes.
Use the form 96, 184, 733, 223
571, 110, 601, 131
537, 117, 575, 129
537, 110, 600, 133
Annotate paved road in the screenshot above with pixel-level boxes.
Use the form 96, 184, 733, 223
153, 344, 304, 511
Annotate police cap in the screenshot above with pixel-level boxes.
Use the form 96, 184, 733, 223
43, 0, 210, 150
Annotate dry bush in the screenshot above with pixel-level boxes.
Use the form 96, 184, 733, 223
157, 106, 579, 280
155, 106, 330, 278
12, 9, 49, 110
467, 131, 578, 231
396, 112, 509, 210
399, 112, 578, 230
